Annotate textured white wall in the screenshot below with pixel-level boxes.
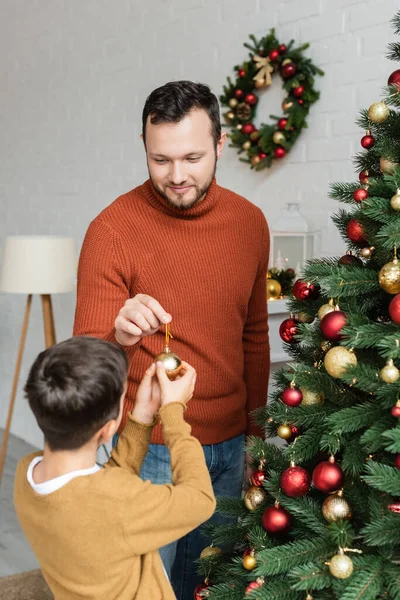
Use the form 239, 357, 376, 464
1, 0, 399, 447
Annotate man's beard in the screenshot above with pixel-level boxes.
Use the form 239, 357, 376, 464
149, 160, 217, 210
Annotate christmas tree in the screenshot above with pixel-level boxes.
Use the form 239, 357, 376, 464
195, 12, 400, 600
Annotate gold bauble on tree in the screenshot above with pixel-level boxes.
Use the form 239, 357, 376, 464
299, 387, 324, 406
243, 551, 257, 571
322, 490, 352, 522
379, 255, 400, 294
244, 485, 266, 511
360, 246, 374, 259
266, 276, 282, 300
324, 346, 357, 378
200, 545, 222, 559
273, 131, 286, 144
391, 189, 400, 211
380, 359, 400, 383
229, 98, 239, 108
367, 100, 390, 123
298, 312, 314, 323
277, 424, 292, 439
380, 157, 399, 174
154, 324, 182, 380
328, 549, 354, 579
318, 299, 335, 321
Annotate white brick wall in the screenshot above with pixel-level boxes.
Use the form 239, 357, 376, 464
1, 0, 400, 447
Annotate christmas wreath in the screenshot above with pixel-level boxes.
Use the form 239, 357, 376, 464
220, 29, 324, 170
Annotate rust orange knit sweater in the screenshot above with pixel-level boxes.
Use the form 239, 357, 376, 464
73, 179, 270, 444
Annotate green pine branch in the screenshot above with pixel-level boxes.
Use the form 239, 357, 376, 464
255, 538, 334, 576
363, 460, 400, 496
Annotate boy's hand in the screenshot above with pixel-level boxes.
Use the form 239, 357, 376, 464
132, 363, 161, 425
155, 360, 196, 408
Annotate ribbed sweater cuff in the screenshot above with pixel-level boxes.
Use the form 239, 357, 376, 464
158, 403, 186, 428
122, 413, 155, 442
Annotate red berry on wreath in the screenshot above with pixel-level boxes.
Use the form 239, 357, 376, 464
353, 187, 369, 202
238, 69, 245, 78
259, 152, 267, 160
280, 464, 311, 497
389, 294, 400, 325
361, 133, 374, 149
245, 93, 258, 106
298, 99, 304, 105
279, 44, 287, 53
269, 49, 280, 61
346, 218, 367, 245
388, 69, 400, 90
279, 317, 299, 343
293, 85, 304, 97
278, 118, 288, 130
234, 89, 244, 100
274, 146, 286, 159
320, 310, 347, 342
359, 170, 369, 184
281, 384, 303, 407
281, 62, 297, 78
241, 123, 256, 135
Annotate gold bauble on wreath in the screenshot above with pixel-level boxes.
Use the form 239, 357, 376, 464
322, 491, 352, 522
224, 111, 235, 123
282, 99, 294, 111
251, 155, 261, 167
379, 257, 400, 294
229, 98, 239, 108
380, 359, 400, 383
266, 277, 282, 300
299, 387, 324, 406
324, 346, 357, 379
380, 157, 399, 174
328, 550, 354, 579
244, 485, 266, 510
391, 189, 400, 211
242, 140, 252, 151
272, 131, 286, 144
200, 545, 222, 559
367, 100, 390, 123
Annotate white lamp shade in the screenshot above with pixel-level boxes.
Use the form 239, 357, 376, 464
0, 236, 77, 294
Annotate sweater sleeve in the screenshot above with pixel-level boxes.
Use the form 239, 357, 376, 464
117, 403, 216, 554
104, 416, 155, 476
73, 218, 140, 358
243, 215, 270, 438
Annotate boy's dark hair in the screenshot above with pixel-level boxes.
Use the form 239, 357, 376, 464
24, 336, 128, 451
142, 80, 221, 147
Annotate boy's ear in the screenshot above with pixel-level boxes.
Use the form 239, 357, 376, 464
97, 420, 117, 445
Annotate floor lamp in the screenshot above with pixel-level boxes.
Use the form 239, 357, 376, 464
0, 236, 77, 488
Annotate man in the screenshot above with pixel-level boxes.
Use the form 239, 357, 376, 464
74, 80, 270, 599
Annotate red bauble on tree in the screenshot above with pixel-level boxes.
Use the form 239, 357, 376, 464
234, 88, 244, 99
293, 85, 304, 97
245, 93, 258, 106
359, 170, 369, 184
338, 252, 363, 266
361, 133, 375, 149
262, 503, 292, 533
293, 279, 320, 301
269, 48, 280, 61
280, 464, 311, 497
320, 310, 347, 342
251, 470, 266, 487
279, 317, 300, 343
395, 454, 400, 469
241, 123, 256, 135
194, 582, 210, 599
353, 188, 369, 202
274, 146, 286, 159
389, 294, 400, 325
392, 401, 400, 418
388, 69, 400, 90
347, 218, 368, 245
281, 384, 303, 407
245, 578, 264, 595
278, 118, 288, 130
312, 457, 344, 493
281, 62, 297, 78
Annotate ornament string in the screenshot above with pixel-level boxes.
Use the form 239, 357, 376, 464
165, 323, 174, 349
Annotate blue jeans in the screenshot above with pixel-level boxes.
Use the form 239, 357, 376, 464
113, 433, 245, 600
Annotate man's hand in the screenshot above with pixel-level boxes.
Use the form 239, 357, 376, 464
114, 294, 171, 347
155, 360, 197, 408
132, 363, 161, 425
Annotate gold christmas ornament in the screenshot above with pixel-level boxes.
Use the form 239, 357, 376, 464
236, 102, 252, 121
273, 131, 286, 144
379, 255, 400, 294
236, 124, 243, 130
380, 359, 400, 383
324, 346, 357, 379
360, 246, 374, 259
277, 424, 292, 439
250, 130, 261, 141
282, 58, 292, 66
367, 100, 390, 123
154, 324, 182, 380
200, 545, 222, 559
244, 485, 266, 511
266, 277, 282, 300
299, 387, 324, 406
242, 141, 252, 151
251, 155, 261, 167
380, 157, 399, 174
318, 299, 335, 321
229, 98, 239, 108
328, 549, 354, 579
243, 552, 257, 571
255, 78, 267, 89
224, 111, 235, 123
253, 54, 273, 88
282, 99, 294, 111
322, 490, 352, 522
298, 312, 314, 324
391, 189, 400, 211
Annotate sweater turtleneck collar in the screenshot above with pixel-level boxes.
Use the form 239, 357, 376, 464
139, 178, 219, 219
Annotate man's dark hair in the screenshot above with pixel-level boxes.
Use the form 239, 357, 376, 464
24, 336, 128, 451
142, 80, 221, 147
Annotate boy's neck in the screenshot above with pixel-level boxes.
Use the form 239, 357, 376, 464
33, 440, 100, 484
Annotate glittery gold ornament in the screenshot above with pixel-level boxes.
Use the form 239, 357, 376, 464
282, 58, 292, 66
324, 347, 357, 378
322, 490, 352, 522
242, 140, 252, 151
273, 131, 286, 144
379, 256, 400, 294
277, 424, 292, 439
229, 98, 239, 108
360, 246, 374, 258
298, 312, 314, 323
236, 102, 252, 121
282, 99, 294, 111
328, 550, 354, 579
243, 552, 257, 570
266, 277, 282, 300
318, 299, 335, 321
391, 189, 400, 211
380, 359, 400, 383
251, 155, 261, 167
154, 324, 182, 380
380, 157, 399, 174
368, 100, 389, 123
299, 387, 324, 406
224, 111, 235, 123
200, 545, 222, 559
244, 485, 266, 510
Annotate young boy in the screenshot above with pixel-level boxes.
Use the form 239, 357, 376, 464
14, 336, 216, 600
